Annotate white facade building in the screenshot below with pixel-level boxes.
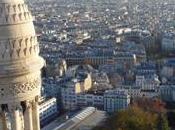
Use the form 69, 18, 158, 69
161, 59, 175, 79
61, 73, 92, 110
62, 86, 104, 110
160, 85, 175, 102
135, 74, 160, 91
162, 32, 175, 52
61, 81, 78, 110
122, 85, 141, 98
104, 89, 130, 113
39, 97, 57, 124
135, 74, 160, 98
77, 93, 104, 109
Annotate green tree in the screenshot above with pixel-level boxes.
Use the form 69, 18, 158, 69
93, 106, 158, 130
93, 100, 171, 130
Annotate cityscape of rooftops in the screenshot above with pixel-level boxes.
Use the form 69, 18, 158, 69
1, 0, 175, 130
31, 0, 175, 129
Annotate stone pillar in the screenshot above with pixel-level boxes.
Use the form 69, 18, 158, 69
8, 104, 23, 130
0, 116, 3, 130
13, 109, 21, 130
32, 97, 40, 130
19, 108, 24, 130
0, 107, 3, 130
1, 106, 10, 130
24, 101, 33, 130
2, 113, 9, 130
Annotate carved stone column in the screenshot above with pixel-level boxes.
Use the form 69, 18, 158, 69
2, 113, 9, 130
8, 104, 23, 130
32, 97, 40, 130
19, 108, 24, 130
15, 104, 24, 130
0, 107, 3, 130
24, 101, 33, 130
13, 109, 21, 130
1, 106, 9, 130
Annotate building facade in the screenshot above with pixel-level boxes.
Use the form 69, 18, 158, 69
161, 32, 175, 52
77, 93, 104, 109
61, 73, 92, 110
39, 97, 57, 126
104, 89, 130, 113
160, 85, 175, 102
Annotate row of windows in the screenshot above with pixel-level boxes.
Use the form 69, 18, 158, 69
40, 109, 57, 119
40, 102, 56, 110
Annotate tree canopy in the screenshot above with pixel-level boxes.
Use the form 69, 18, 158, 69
93, 98, 170, 130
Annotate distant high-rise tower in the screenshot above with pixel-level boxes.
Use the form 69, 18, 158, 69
0, 0, 44, 129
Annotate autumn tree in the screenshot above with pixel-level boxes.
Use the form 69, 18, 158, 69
94, 106, 158, 130
133, 98, 166, 113
93, 98, 170, 130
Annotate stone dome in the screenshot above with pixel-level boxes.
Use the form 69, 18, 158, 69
0, 0, 24, 3
0, 0, 44, 104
